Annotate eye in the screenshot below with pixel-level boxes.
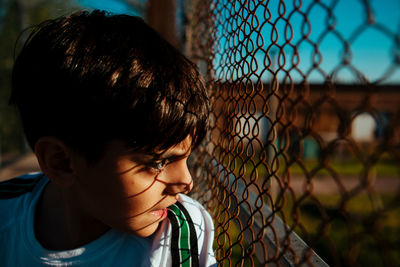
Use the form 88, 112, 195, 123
148, 159, 168, 172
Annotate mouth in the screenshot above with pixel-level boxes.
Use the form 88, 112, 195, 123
148, 198, 177, 220
150, 208, 168, 219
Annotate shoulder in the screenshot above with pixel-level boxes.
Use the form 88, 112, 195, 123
0, 173, 45, 230
0, 172, 44, 199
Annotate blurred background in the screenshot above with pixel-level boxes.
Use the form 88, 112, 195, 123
0, 0, 399, 266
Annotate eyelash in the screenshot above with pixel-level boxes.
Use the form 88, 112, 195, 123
148, 159, 168, 172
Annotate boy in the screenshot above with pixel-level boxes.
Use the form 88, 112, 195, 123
0, 10, 216, 266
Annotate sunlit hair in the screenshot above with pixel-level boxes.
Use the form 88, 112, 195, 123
10, 10, 209, 161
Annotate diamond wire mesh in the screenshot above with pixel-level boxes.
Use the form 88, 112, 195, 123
186, 0, 400, 266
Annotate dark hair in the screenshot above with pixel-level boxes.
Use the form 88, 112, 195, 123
10, 10, 209, 160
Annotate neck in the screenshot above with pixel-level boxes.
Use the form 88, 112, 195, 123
34, 182, 110, 250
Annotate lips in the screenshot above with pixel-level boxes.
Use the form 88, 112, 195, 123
149, 199, 177, 219
150, 208, 168, 219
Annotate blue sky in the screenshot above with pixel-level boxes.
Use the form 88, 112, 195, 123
77, 0, 400, 84
77, 0, 141, 16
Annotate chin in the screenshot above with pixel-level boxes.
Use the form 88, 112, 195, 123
129, 221, 162, 238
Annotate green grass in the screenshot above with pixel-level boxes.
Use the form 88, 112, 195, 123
215, 153, 399, 265
214, 217, 260, 266
278, 193, 400, 266
213, 193, 400, 266
285, 159, 399, 177
235, 157, 399, 178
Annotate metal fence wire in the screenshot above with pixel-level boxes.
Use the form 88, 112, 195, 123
184, 0, 400, 266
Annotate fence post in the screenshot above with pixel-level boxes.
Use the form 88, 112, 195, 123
146, 0, 180, 50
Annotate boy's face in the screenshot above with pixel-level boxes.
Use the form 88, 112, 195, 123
70, 136, 193, 237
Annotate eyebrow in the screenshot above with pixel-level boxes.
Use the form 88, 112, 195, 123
130, 149, 190, 165
155, 145, 192, 161
158, 151, 190, 163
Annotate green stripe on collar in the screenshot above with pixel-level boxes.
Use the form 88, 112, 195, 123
168, 202, 199, 267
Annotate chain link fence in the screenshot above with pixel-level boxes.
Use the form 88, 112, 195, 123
185, 0, 400, 266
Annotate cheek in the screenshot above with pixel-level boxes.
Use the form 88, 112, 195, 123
80, 168, 163, 213
123, 173, 160, 197
118, 174, 167, 213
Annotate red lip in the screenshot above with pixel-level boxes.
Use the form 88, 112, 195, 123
150, 208, 168, 219
150, 199, 177, 218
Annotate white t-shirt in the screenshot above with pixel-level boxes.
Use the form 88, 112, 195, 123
0, 173, 216, 266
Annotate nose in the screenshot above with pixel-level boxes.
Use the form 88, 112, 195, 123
157, 160, 193, 195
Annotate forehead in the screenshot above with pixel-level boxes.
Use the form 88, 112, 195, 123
102, 135, 193, 162
159, 135, 192, 157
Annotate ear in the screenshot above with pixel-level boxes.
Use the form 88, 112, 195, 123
34, 137, 76, 187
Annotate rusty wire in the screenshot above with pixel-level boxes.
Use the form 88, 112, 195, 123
186, 0, 400, 266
